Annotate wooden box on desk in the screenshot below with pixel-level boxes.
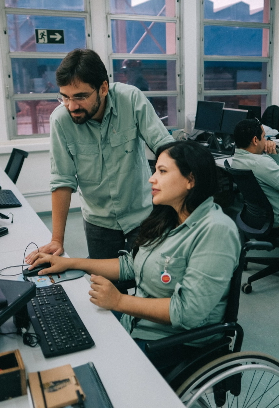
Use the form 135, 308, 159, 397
0, 349, 27, 401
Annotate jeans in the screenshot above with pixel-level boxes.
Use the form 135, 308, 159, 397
83, 220, 140, 259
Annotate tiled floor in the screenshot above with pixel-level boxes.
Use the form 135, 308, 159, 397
39, 209, 279, 360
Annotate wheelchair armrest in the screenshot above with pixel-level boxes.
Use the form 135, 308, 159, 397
145, 322, 243, 353
243, 240, 274, 252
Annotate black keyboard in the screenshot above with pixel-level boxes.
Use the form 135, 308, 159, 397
27, 284, 95, 358
0, 189, 22, 208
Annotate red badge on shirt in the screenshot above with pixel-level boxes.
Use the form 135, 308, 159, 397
161, 271, 171, 284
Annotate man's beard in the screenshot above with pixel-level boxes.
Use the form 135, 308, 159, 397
68, 93, 101, 124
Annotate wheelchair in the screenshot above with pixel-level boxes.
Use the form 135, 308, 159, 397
139, 241, 279, 407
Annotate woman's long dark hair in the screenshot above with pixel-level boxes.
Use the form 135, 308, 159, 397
133, 140, 218, 257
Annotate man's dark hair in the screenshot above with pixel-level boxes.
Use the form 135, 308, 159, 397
233, 118, 263, 148
133, 140, 218, 255
56, 48, 109, 91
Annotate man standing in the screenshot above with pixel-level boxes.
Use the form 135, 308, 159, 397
31, 49, 173, 259
232, 118, 279, 227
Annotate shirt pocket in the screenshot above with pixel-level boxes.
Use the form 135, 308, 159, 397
67, 143, 101, 184
151, 254, 187, 294
110, 126, 139, 173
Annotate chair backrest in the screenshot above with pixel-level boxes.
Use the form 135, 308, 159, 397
5, 148, 29, 184
224, 161, 274, 237
261, 105, 279, 131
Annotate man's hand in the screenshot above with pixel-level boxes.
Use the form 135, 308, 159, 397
25, 240, 64, 264
264, 140, 277, 154
89, 274, 123, 311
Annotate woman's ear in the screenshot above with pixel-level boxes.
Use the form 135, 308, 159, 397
186, 172, 195, 190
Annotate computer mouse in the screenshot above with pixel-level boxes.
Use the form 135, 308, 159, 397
22, 262, 52, 277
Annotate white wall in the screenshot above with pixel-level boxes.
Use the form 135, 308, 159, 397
0, 1, 278, 213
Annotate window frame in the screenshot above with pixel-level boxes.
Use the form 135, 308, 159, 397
105, 0, 184, 130
199, 0, 274, 110
0, 1, 93, 140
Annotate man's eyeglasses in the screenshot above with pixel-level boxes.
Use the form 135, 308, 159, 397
57, 89, 96, 105
254, 117, 262, 127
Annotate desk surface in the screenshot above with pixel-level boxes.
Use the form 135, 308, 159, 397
0, 168, 184, 408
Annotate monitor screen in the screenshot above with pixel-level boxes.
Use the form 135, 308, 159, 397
220, 108, 248, 135
194, 101, 225, 133
238, 105, 261, 120
0, 280, 36, 327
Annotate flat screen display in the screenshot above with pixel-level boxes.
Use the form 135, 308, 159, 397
220, 108, 248, 135
194, 101, 225, 132
0, 280, 36, 327
238, 105, 261, 120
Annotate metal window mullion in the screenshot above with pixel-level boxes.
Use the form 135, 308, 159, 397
266, 1, 274, 106
176, 0, 183, 127
5, 8, 87, 18
13, 93, 59, 101
85, 0, 93, 49
0, 1, 17, 138
108, 14, 176, 23
204, 19, 270, 29
204, 56, 269, 62
10, 52, 67, 59
144, 91, 178, 97
199, 0, 205, 98
110, 53, 177, 60
204, 89, 269, 96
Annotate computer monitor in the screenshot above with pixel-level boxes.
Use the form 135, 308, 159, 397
220, 108, 248, 135
238, 105, 261, 120
194, 101, 225, 133
0, 280, 36, 328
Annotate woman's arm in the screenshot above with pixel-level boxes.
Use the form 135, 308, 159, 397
89, 274, 171, 324
27, 252, 120, 281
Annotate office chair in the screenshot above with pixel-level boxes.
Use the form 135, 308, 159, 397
5, 148, 29, 184
261, 105, 279, 131
224, 160, 279, 294
143, 241, 279, 406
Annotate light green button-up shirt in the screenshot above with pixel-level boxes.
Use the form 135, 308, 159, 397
119, 197, 241, 343
49, 82, 173, 233
232, 148, 279, 227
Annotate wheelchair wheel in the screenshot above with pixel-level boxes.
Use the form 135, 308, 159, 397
176, 351, 279, 408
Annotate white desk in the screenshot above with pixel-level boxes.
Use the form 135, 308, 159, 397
0, 168, 184, 408
214, 156, 232, 169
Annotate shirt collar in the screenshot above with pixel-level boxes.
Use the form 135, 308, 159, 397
168, 197, 215, 235
103, 88, 118, 119
235, 148, 251, 155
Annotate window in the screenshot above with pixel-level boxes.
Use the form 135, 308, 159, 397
1, 0, 92, 139
200, 0, 272, 117
107, 0, 181, 129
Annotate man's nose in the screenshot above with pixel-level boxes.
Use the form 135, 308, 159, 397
68, 99, 80, 110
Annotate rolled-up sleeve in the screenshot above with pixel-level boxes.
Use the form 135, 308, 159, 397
131, 87, 174, 152
50, 115, 78, 193
169, 223, 240, 330
119, 252, 136, 281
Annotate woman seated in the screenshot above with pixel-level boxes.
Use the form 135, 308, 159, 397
27, 140, 241, 371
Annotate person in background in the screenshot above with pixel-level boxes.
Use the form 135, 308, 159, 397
28, 140, 241, 371
232, 118, 279, 227
26, 48, 173, 263
121, 59, 149, 91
